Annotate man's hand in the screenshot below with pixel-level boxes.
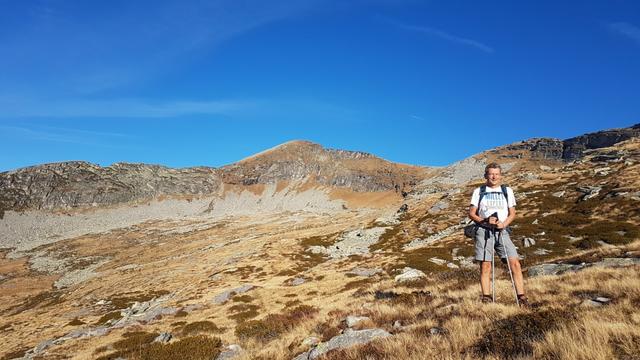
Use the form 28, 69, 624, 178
495, 221, 506, 229
488, 217, 499, 226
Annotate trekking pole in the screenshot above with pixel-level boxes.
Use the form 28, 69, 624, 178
500, 229, 520, 306
491, 230, 495, 303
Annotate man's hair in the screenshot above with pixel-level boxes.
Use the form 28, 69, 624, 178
484, 162, 502, 175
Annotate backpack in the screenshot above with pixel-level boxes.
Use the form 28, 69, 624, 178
463, 184, 511, 238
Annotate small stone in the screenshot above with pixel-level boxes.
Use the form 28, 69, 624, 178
446, 262, 459, 269
523, 237, 536, 247
539, 165, 552, 171
287, 277, 306, 286
302, 336, 320, 347
153, 332, 172, 343
345, 315, 370, 328
216, 344, 243, 360
393, 320, 402, 330
429, 327, 448, 336
552, 191, 565, 198
594, 297, 611, 304
533, 248, 551, 256
428, 257, 447, 266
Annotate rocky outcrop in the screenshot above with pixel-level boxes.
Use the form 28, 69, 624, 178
486, 123, 639, 162
0, 161, 221, 212
499, 138, 564, 160
562, 123, 640, 160
294, 328, 391, 360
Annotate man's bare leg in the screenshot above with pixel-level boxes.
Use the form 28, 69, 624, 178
480, 261, 492, 295
507, 257, 525, 295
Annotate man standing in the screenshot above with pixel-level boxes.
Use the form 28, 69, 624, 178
468, 163, 528, 306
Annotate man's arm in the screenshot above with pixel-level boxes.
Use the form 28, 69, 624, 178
469, 206, 485, 224
497, 207, 516, 229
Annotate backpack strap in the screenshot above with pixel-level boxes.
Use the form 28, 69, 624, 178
475, 185, 487, 217
477, 185, 487, 208
501, 184, 510, 207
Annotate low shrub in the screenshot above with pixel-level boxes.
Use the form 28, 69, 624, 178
471, 309, 576, 358
235, 305, 318, 342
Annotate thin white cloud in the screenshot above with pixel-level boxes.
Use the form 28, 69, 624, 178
0, 97, 358, 123
609, 22, 640, 45
0, 125, 130, 147
0, 98, 254, 118
0, 0, 323, 95
386, 19, 494, 53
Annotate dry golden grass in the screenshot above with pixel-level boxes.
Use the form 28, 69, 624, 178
231, 240, 640, 360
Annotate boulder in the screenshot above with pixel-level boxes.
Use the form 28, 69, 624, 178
394, 267, 426, 283
527, 263, 584, 277
294, 328, 391, 360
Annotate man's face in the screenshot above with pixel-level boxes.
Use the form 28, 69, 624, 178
485, 168, 502, 186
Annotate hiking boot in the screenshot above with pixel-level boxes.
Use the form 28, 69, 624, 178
481, 295, 493, 304
518, 294, 530, 308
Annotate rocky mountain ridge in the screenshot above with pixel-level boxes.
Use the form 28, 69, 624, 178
1, 124, 638, 214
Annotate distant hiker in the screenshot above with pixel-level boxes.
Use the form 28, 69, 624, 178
468, 163, 528, 306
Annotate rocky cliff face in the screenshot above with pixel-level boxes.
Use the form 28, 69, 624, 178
489, 123, 640, 161
562, 123, 640, 160
0, 161, 220, 213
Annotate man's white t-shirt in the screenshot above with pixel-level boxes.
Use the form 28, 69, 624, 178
470, 186, 516, 222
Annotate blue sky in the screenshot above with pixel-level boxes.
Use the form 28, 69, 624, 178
1, 0, 639, 171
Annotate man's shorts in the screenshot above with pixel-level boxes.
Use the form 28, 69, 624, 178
474, 227, 519, 262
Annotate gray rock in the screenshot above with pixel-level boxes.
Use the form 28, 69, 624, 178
288, 277, 306, 286
576, 186, 602, 201
394, 267, 426, 283
393, 320, 403, 330
428, 200, 449, 214
213, 284, 255, 305
154, 332, 172, 343
0, 161, 221, 212
295, 328, 392, 360
345, 315, 370, 328
428, 327, 448, 336
594, 297, 611, 304
529, 257, 640, 277
528, 263, 584, 277
523, 237, 536, 247
428, 257, 447, 266
302, 337, 320, 347
216, 344, 243, 360
533, 249, 551, 256
552, 191, 565, 198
